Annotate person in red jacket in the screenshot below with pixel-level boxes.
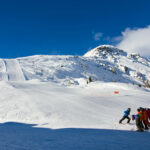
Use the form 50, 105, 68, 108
140, 108, 148, 130
147, 108, 150, 119
146, 108, 150, 126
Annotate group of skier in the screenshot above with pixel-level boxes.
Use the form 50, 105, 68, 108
119, 107, 150, 132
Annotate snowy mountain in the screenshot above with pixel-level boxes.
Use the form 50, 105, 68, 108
84, 45, 150, 86
0, 45, 150, 149
0, 45, 150, 87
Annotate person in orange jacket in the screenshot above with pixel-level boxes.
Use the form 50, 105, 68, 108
132, 109, 144, 132
137, 108, 144, 129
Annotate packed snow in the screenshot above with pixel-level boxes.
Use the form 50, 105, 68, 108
0, 45, 150, 149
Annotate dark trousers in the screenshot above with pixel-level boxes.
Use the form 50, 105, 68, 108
142, 120, 148, 129
136, 118, 143, 131
119, 116, 131, 123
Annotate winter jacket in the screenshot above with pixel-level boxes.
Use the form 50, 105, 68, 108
135, 114, 139, 119
138, 111, 143, 121
124, 109, 130, 117
132, 114, 139, 120
144, 110, 149, 125
147, 109, 150, 117
143, 110, 147, 121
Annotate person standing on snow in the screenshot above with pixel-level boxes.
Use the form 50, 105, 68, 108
137, 107, 145, 129
148, 108, 150, 127
132, 109, 144, 132
119, 108, 131, 124
141, 108, 149, 130
146, 108, 150, 126
146, 108, 150, 121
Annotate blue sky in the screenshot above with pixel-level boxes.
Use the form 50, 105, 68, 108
0, 0, 150, 58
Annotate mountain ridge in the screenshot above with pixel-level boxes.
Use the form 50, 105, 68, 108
0, 45, 150, 88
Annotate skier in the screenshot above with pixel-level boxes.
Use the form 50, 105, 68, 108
137, 107, 144, 129
141, 108, 149, 130
147, 108, 150, 127
146, 108, 150, 120
132, 109, 144, 132
119, 108, 131, 124
145, 108, 150, 127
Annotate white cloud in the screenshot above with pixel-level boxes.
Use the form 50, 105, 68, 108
94, 32, 103, 41
116, 26, 150, 57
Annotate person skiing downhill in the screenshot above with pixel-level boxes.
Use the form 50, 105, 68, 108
119, 108, 131, 124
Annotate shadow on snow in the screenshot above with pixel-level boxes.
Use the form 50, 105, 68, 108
0, 122, 150, 150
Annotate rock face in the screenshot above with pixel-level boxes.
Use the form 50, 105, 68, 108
84, 45, 150, 87
0, 45, 150, 87
84, 45, 127, 57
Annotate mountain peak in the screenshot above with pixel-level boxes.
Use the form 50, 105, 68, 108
84, 45, 127, 57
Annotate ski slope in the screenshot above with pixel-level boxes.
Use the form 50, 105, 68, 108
4, 59, 25, 81
0, 45, 150, 149
0, 59, 8, 81
0, 80, 150, 149
0, 59, 25, 81
0, 80, 149, 130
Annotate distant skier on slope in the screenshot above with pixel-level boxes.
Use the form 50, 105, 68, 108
119, 108, 131, 124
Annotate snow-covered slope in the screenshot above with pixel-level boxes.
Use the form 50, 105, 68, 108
0, 45, 149, 128
0, 80, 149, 130
0, 45, 149, 87
0, 46, 150, 149
84, 45, 150, 85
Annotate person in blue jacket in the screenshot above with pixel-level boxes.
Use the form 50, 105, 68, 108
119, 108, 131, 124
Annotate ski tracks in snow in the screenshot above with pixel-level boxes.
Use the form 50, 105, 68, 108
0, 59, 8, 81
3, 59, 25, 81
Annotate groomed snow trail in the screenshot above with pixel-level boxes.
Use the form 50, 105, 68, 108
0, 59, 8, 81
4, 59, 25, 81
